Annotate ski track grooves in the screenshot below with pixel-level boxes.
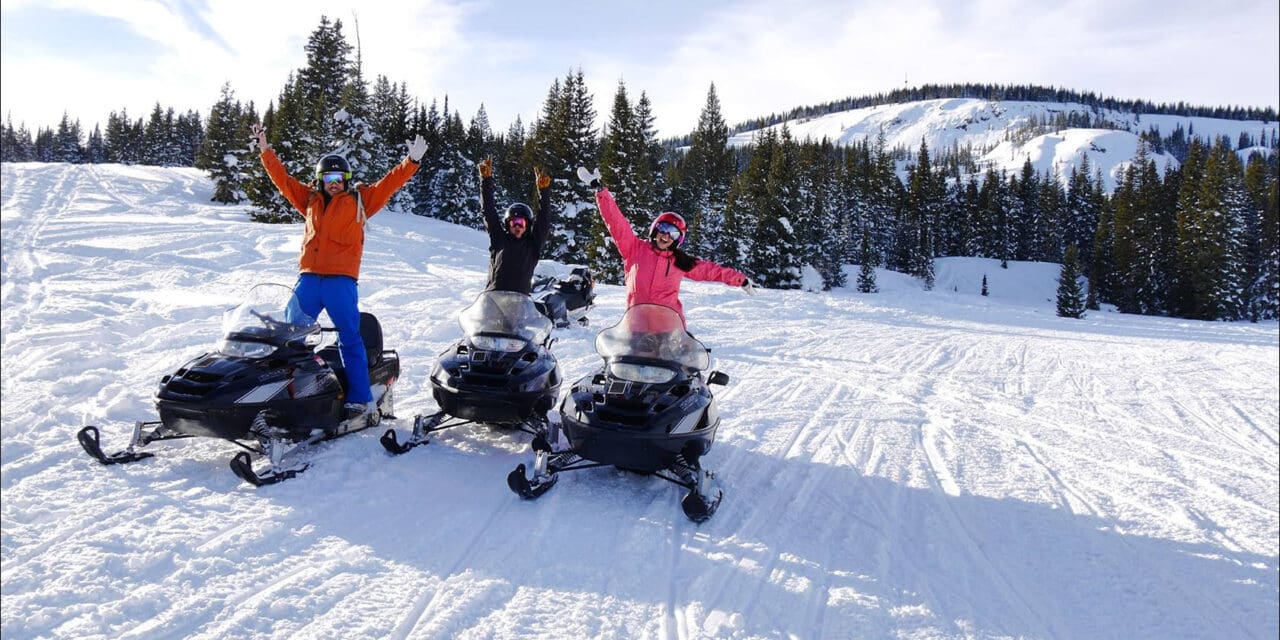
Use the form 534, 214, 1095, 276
390, 495, 514, 639
664, 525, 687, 640
4, 163, 1278, 640
703, 373, 848, 636
2, 165, 75, 357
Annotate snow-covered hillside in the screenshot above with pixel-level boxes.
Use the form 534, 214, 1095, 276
729, 98, 1277, 191
2, 162, 1277, 640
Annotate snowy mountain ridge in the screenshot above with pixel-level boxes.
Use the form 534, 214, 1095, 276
1, 162, 1276, 640
729, 97, 1277, 191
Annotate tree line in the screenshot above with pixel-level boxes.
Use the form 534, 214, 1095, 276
2, 16, 1276, 321
725, 82, 1279, 139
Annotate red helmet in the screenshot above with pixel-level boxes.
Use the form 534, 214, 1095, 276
648, 212, 686, 246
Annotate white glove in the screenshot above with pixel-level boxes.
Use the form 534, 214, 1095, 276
406, 135, 427, 163
576, 166, 602, 189
741, 278, 757, 296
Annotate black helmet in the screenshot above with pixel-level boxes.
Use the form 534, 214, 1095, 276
315, 154, 351, 180
503, 203, 533, 231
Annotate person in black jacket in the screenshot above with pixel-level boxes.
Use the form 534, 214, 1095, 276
479, 157, 553, 294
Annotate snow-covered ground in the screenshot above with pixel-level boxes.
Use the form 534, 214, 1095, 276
2, 162, 1277, 640
729, 98, 1277, 191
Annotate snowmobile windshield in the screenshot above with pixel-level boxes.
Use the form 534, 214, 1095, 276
595, 304, 710, 371
218, 284, 321, 355
458, 290, 552, 346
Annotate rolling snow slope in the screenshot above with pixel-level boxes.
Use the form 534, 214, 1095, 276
2, 162, 1277, 640
728, 98, 1276, 191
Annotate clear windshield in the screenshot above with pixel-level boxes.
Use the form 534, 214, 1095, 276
220, 283, 320, 344
595, 304, 710, 371
459, 290, 553, 345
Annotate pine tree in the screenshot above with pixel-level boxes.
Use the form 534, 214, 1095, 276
1, 115, 34, 161
1065, 154, 1100, 267
197, 83, 251, 204
1110, 143, 1167, 314
1087, 192, 1114, 309
531, 69, 598, 265
298, 16, 354, 153
142, 103, 179, 166
808, 141, 848, 289
1013, 158, 1041, 260
742, 127, 804, 289
84, 125, 106, 163
1056, 244, 1086, 318
52, 112, 83, 163
981, 274, 989, 296
1202, 138, 1251, 319
33, 127, 54, 162
856, 228, 878, 293
676, 84, 735, 263
596, 81, 649, 283
174, 110, 205, 166
631, 91, 665, 216
367, 76, 414, 211
1037, 167, 1067, 261
104, 109, 142, 164
958, 173, 981, 256
1243, 154, 1279, 319
867, 128, 900, 266
1175, 138, 1250, 319
493, 116, 530, 216
1171, 138, 1207, 316
433, 107, 477, 226
723, 129, 775, 274
406, 100, 445, 218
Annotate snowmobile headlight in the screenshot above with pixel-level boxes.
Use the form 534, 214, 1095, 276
471, 336, 525, 352
610, 363, 675, 384
218, 339, 277, 359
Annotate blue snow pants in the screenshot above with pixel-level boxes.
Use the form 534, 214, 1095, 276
288, 274, 372, 404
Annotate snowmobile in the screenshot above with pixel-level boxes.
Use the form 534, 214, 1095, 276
379, 290, 561, 454
530, 264, 596, 328
507, 303, 729, 522
76, 283, 400, 486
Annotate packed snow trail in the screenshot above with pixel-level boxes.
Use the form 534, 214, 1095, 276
2, 163, 1277, 639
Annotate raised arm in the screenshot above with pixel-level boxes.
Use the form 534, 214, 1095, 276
533, 166, 553, 245
253, 123, 312, 215
478, 157, 503, 245
353, 135, 425, 217
596, 188, 645, 261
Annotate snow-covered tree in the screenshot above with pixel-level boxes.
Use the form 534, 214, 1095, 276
1056, 243, 1086, 318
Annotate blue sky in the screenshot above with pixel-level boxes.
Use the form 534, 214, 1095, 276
1, 0, 1277, 138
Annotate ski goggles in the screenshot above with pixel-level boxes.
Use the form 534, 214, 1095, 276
654, 221, 683, 242
320, 171, 347, 184
508, 218, 528, 230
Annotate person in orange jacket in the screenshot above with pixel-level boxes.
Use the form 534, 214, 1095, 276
252, 123, 426, 420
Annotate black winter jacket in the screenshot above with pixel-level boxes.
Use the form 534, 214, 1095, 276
482, 176, 552, 294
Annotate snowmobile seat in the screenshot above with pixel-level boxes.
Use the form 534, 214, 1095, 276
317, 312, 385, 367
359, 312, 384, 366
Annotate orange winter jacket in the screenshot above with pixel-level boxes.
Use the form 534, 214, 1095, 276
261, 148, 419, 280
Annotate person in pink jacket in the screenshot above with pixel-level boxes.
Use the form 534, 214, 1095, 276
580, 168, 754, 326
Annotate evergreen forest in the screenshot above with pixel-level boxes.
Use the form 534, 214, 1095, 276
2, 16, 1276, 321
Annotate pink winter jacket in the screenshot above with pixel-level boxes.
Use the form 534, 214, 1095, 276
597, 188, 746, 325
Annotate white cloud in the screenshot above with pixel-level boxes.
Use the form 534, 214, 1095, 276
1, 0, 1275, 138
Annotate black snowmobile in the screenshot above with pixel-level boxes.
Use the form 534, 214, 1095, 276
76, 283, 400, 486
530, 264, 596, 328
380, 290, 561, 454
507, 303, 729, 522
